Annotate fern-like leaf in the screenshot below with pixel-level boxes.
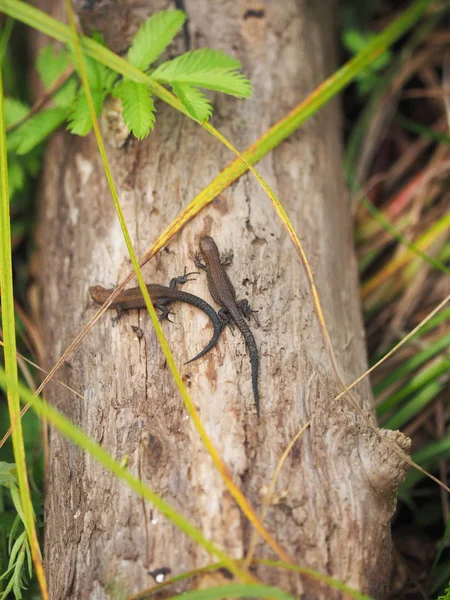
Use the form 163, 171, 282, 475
172, 83, 212, 121
152, 49, 252, 97
37, 44, 77, 108
71, 52, 115, 93
15, 108, 67, 155
67, 90, 106, 136
115, 80, 155, 139
128, 9, 186, 70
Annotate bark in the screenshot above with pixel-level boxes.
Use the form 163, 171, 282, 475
35, 0, 410, 598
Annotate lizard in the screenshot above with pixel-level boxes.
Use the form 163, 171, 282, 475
193, 235, 260, 416
89, 269, 224, 364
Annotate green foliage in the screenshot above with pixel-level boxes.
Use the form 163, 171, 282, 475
114, 80, 155, 139
0, 464, 33, 600
3, 99, 28, 129
152, 49, 252, 97
5, 8, 251, 150
15, 108, 67, 155
171, 82, 212, 121
342, 30, 392, 97
68, 49, 115, 135
127, 9, 186, 70
67, 89, 106, 136
36, 44, 76, 107
437, 583, 450, 600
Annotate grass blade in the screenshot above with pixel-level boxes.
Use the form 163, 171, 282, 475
0, 67, 48, 598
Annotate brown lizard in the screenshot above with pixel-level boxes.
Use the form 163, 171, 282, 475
89, 270, 224, 364
193, 236, 260, 416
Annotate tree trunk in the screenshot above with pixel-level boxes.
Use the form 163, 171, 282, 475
35, 0, 409, 598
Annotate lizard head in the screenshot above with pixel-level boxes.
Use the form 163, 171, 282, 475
89, 285, 109, 304
199, 235, 219, 257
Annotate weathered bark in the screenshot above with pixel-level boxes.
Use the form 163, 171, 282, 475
35, 1, 409, 598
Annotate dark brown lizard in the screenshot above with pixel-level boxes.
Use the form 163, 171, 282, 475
89, 270, 224, 364
193, 235, 260, 416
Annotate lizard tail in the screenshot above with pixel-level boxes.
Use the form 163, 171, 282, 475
184, 311, 224, 365
237, 322, 260, 417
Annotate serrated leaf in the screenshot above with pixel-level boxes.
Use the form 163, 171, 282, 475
67, 89, 106, 136
3, 98, 29, 128
71, 51, 115, 92
102, 66, 117, 91
15, 108, 67, 155
153, 48, 242, 77
152, 49, 252, 97
36, 44, 77, 108
116, 80, 155, 139
172, 83, 212, 121
128, 9, 186, 70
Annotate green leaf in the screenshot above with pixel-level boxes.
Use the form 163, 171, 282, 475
8, 531, 26, 570
15, 108, 67, 155
72, 51, 115, 92
36, 43, 76, 107
9, 485, 26, 526
67, 89, 105, 136
12, 546, 26, 598
115, 80, 155, 139
36, 44, 77, 107
152, 49, 252, 97
37, 44, 70, 87
3, 98, 29, 128
0, 574, 15, 599
0, 461, 17, 485
127, 9, 186, 70
172, 82, 212, 121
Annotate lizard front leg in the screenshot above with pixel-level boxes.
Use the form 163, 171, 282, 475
169, 266, 199, 290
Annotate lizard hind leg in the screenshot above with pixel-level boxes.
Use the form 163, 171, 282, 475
218, 308, 235, 335
237, 299, 260, 327
155, 302, 175, 323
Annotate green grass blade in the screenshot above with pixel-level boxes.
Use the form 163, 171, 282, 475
373, 331, 450, 396
0, 70, 48, 598
431, 513, 450, 573
396, 114, 450, 145
358, 194, 450, 276
402, 437, 450, 490
383, 379, 445, 430
377, 356, 450, 418
166, 584, 296, 599
370, 306, 450, 366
